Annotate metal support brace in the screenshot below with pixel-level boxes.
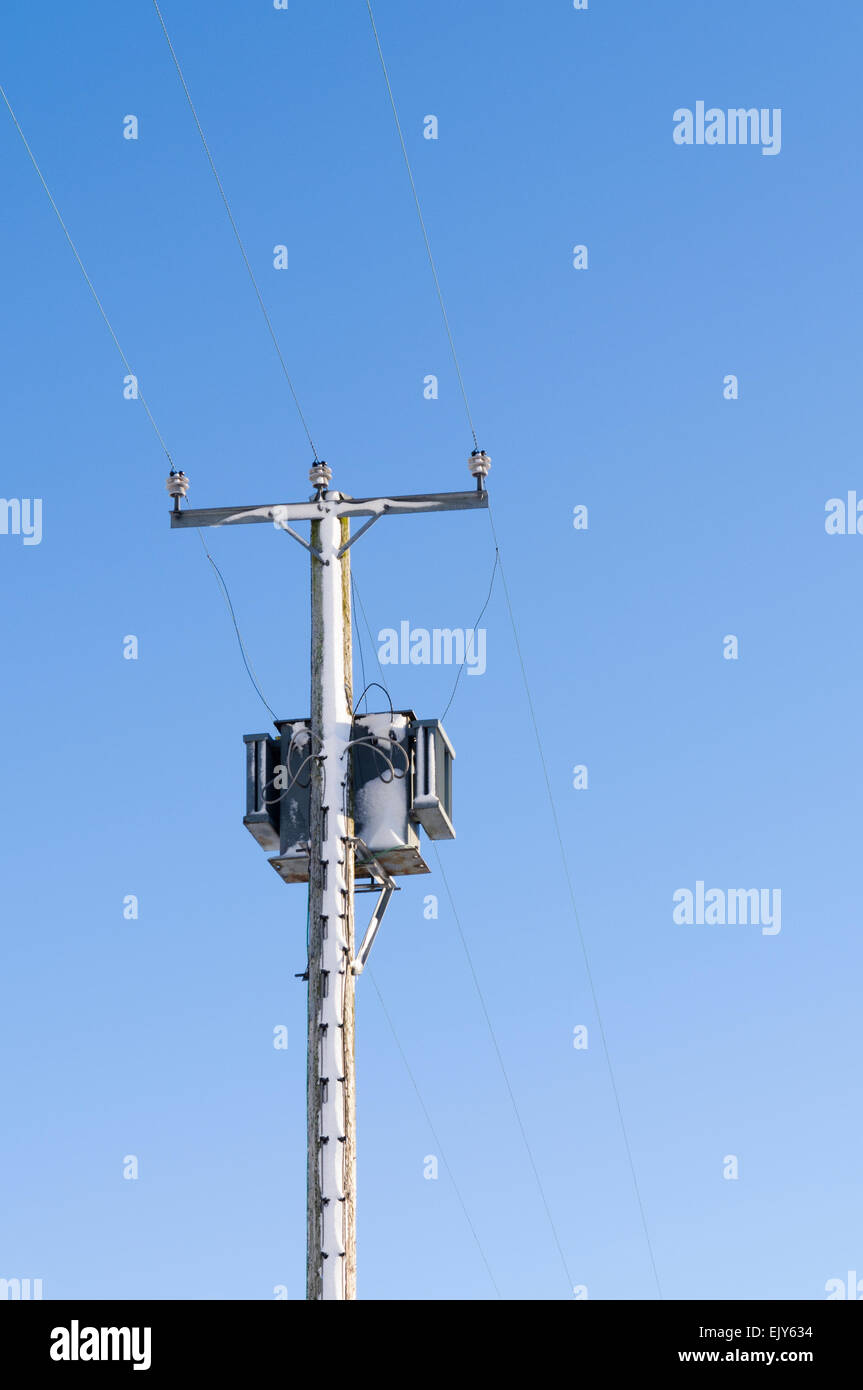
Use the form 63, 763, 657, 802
274, 514, 325, 562
349, 836, 398, 974
336, 510, 386, 558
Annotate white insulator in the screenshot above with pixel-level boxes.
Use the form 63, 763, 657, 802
166, 470, 189, 498
309, 461, 333, 489
468, 449, 491, 479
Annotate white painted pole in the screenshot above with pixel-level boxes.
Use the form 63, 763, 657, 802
307, 502, 356, 1300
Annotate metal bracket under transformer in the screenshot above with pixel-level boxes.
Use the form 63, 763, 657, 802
348, 837, 397, 975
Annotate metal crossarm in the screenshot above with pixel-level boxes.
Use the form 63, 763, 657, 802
170, 489, 488, 530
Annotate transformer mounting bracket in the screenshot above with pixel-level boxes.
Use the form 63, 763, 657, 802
349, 837, 398, 974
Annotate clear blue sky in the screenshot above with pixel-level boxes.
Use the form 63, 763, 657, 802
1, 0, 861, 1301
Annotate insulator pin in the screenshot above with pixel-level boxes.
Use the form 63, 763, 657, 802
468, 450, 491, 483
309, 461, 333, 491
166, 469, 190, 499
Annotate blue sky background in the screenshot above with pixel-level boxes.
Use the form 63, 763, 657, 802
1, 0, 861, 1300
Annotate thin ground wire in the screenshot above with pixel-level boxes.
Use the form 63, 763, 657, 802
432, 844, 574, 1295
350, 574, 369, 699
365, 0, 479, 451
351, 574, 392, 696
486, 500, 664, 1299
151, 0, 320, 460
440, 546, 499, 722
0, 83, 174, 466
0, 82, 279, 724
366, 970, 502, 1298
192, 524, 279, 722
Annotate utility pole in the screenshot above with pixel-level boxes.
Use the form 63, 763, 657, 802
307, 485, 356, 1300
168, 450, 491, 1299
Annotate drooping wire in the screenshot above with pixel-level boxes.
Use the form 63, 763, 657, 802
261, 730, 322, 805
440, 547, 499, 722
343, 736, 408, 783
194, 526, 279, 722
365, 1, 479, 452
262, 758, 313, 805
151, 0, 320, 461
367, 971, 502, 1298
0, 83, 174, 467
486, 500, 664, 1299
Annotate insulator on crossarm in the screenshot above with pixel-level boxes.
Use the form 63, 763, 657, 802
166, 469, 189, 511
309, 461, 333, 494
468, 449, 491, 490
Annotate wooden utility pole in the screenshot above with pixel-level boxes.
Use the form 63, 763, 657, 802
307, 509, 356, 1300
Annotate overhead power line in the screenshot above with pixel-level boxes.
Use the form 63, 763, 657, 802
433, 846, 575, 1294
0, 80, 278, 723
487, 504, 665, 1299
0, 82, 174, 466
151, 0, 320, 461
365, 0, 479, 452
368, 971, 502, 1298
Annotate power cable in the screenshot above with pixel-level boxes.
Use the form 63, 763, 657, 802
433, 845, 574, 1293
0, 82, 174, 466
351, 575, 369, 702
487, 501, 664, 1299
0, 81, 278, 724
351, 574, 393, 698
365, 1, 479, 451
194, 526, 279, 722
440, 547, 499, 722
367, 970, 502, 1298
151, 0, 320, 460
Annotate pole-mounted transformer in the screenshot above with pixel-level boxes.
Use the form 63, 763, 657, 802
243, 712, 455, 881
